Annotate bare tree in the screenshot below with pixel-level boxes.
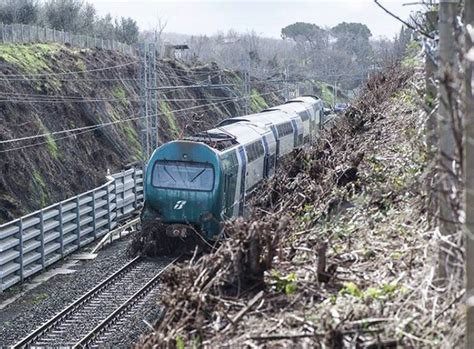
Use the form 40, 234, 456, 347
437, 0, 459, 283
465, 0, 474, 345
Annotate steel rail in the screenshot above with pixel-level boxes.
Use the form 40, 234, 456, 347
73, 257, 179, 348
12, 256, 142, 349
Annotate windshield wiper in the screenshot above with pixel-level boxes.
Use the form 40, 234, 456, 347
190, 168, 206, 183
163, 166, 176, 182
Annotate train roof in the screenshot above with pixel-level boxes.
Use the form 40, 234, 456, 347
250, 109, 296, 125
217, 109, 290, 128
291, 95, 321, 103
186, 122, 269, 152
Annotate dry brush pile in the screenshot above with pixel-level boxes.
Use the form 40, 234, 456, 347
136, 64, 462, 348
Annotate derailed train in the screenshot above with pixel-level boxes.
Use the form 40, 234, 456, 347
141, 96, 325, 241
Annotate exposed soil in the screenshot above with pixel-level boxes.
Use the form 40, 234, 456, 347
0, 44, 283, 223
135, 64, 462, 348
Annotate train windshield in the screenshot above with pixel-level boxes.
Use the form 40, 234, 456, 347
152, 161, 215, 191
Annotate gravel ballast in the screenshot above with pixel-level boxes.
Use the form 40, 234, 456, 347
0, 234, 157, 347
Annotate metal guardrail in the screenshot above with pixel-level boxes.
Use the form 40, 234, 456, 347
0, 167, 144, 292
0, 22, 137, 56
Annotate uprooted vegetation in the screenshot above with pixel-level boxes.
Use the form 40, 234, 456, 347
136, 64, 462, 348
0, 44, 283, 223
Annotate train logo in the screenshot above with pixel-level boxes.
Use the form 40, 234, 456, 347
173, 200, 187, 210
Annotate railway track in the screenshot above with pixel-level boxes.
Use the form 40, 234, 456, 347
13, 256, 177, 348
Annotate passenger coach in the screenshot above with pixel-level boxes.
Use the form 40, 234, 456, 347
141, 95, 323, 240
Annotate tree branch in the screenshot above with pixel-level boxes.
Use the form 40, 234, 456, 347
373, 0, 435, 39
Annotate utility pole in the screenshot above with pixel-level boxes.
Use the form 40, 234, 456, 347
139, 43, 150, 163
241, 58, 250, 115
284, 66, 290, 101
437, 0, 459, 283
333, 79, 337, 109
139, 42, 159, 163
425, 10, 439, 154
147, 42, 158, 150
465, 0, 474, 346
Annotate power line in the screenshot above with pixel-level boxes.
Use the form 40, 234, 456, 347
0, 77, 143, 82
0, 89, 283, 147
0, 61, 138, 78
0, 94, 237, 103
0, 91, 281, 153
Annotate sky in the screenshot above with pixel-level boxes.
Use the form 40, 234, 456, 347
90, 0, 420, 40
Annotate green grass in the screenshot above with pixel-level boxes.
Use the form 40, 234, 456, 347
0, 44, 60, 74
76, 59, 86, 72
316, 81, 335, 106
122, 124, 144, 161
160, 100, 180, 138
401, 41, 422, 69
45, 133, 59, 160
36, 119, 60, 159
112, 86, 127, 105
32, 170, 48, 207
0, 44, 63, 91
30, 292, 49, 304
250, 89, 268, 112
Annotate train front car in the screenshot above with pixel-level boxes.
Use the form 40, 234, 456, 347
141, 140, 223, 253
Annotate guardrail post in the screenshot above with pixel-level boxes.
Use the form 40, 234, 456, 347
132, 168, 138, 210
92, 191, 97, 239
122, 170, 125, 217
106, 184, 112, 231
76, 196, 81, 249
59, 202, 64, 258
18, 218, 24, 282
39, 211, 45, 271
142, 164, 146, 203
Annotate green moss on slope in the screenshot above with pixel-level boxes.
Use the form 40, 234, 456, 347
250, 89, 268, 112
160, 100, 180, 138
0, 44, 60, 74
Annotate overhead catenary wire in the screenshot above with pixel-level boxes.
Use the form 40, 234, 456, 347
0, 92, 240, 103
0, 61, 139, 78
0, 88, 284, 149
0, 63, 226, 83
0, 93, 272, 154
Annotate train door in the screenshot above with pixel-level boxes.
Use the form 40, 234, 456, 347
222, 151, 239, 219
237, 146, 247, 216
261, 136, 270, 178
270, 125, 280, 166
291, 119, 303, 147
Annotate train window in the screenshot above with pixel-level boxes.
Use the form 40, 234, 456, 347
277, 123, 293, 137
152, 160, 215, 191
221, 151, 238, 172
245, 141, 264, 163
255, 141, 264, 157
300, 111, 310, 122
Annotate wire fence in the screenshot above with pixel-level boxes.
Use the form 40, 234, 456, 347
0, 22, 137, 56
0, 167, 144, 292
